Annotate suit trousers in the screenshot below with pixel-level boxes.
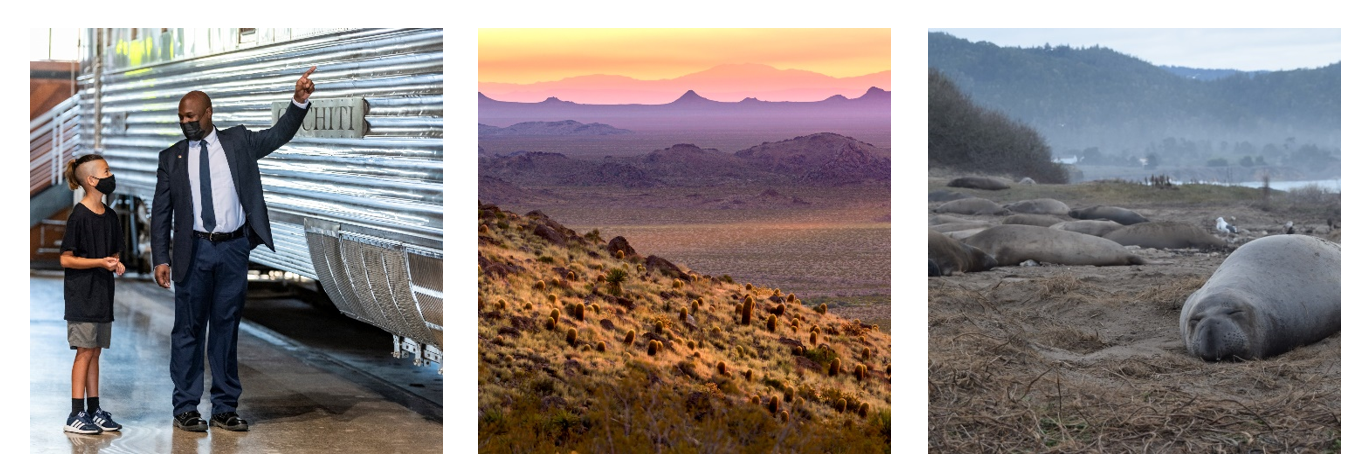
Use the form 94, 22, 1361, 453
170, 235, 250, 416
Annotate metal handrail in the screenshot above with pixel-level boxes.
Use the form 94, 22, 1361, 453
30, 96, 82, 196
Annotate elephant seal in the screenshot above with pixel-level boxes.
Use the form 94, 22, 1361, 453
1002, 214, 1065, 227
947, 176, 1010, 191
943, 228, 987, 240
928, 189, 973, 202
1068, 206, 1149, 225
928, 229, 997, 275
933, 197, 1011, 216
929, 260, 942, 277
1049, 220, 1125, 237
1180, 235, 1340, 360
1004, 198, 1070, 216
1103, 221, 1226, 250
928, 214, 975, 225
962, 225, 1145, 266
930, 222, 994, 233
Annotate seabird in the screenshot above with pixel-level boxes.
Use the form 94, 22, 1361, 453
1216, 217, 1238, 234
1285, 221, 1295, 234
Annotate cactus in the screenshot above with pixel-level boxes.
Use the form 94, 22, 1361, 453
783, 385, 794, 402
741, 297, 755, 325
672, 279, 684, 289
679, 307, 688, 323
717, 361, 727, 376
836, 398, 847, 413
767, 394, 780, 415
690, 300, 701, 315
647, 340, 659, 356
817, 303, 828, 314
496, 299, 507, 310
886, 364, 891, 375
566, 328, 578, 346
546, 317, 557, 331
854, 364, 866, 381
596, 273, 607, 283
479, 224, 489, 233
829, 358, 841, 377
551, 278, 561, 288
862, 347, 871, 361
775, 304, 786, 316
744, 283, 753, 291
766, 315, 777, 333
550, 308, 560, 322
615, 249, 625, 259
523, 302, 533, 311
575, 303, 586, 321
786, 293, 796, 303
750, 395, 761, 406
794, 397, 805, 408
711, 326, 722, 336
567, 270, 577, 281
596, 341, 606, 352
687, 339, 696, 351
624, 330, 636, 346
858, 403, 869, 418
535, 280, 546, 290
690, 273, 699, 282
780, 410, 790, 423
654, 320, 665, 334
591, 303, 600, 315
772, 288, 781, 298
547, 293, 557, 304
744, 370, 753, 381
809, 331, 818, 345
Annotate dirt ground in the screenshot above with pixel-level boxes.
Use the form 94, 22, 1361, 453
927, 179, 1341, 453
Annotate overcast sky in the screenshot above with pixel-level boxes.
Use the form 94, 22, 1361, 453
929, 28, 1340, 71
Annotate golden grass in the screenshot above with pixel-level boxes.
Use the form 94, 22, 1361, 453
478, 203, 891, 453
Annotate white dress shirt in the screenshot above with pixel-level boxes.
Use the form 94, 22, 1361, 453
186, 98, 308, 234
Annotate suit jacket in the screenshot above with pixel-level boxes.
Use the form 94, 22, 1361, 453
151, 101, 310, 283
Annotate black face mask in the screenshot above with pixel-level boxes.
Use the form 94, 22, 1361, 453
180, 120, 207, 141
94, 174, 117, 195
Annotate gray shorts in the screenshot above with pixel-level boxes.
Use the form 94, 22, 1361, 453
68, 321, 112, 350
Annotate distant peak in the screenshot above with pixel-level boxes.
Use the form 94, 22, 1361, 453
855, 87, 890, 100
541, 96, 575, 104
669, 90, 716, 104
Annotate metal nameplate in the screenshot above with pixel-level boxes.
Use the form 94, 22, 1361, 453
272, 97, 367, 138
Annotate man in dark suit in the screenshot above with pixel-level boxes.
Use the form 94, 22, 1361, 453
151, 66, 316, 432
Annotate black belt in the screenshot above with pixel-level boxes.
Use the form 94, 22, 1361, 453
193, 226, 246, 242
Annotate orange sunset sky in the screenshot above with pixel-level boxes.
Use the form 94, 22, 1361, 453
479, 28, 891, 104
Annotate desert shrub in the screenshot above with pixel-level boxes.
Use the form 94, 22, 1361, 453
624, 330, 636, 346
567, 328, 578, 346
538, 255, 556, 264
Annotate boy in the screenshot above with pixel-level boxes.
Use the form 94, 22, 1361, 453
59, 154, 125, 434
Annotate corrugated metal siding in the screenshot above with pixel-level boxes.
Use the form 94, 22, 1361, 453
76, 28, 443, 275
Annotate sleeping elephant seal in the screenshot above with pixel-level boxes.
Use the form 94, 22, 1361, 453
928, 214, 975, 225
962, 225, 1146, 266
928, 189, 973, 202
928, 229, 997, 275
1180, 235, 1340, 360
947, 176, 1011, 191
930, 222, 994, 233
1068, 205, 1149, 225
1004, 198, 1070, 216
1103, 221, 1226, 250
933, 197, 1011, 216
1050, 220, 1125, 237
1002, 214, 1066, 227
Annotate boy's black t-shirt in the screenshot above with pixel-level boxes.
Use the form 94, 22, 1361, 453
61, 202, 123, 323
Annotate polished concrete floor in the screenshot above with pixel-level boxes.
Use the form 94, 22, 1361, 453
30, 273, 442, 453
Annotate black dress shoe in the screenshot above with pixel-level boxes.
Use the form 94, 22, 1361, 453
211, 412, 249, 432
173, 411, 208, 432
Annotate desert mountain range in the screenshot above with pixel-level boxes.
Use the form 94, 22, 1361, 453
479, 63, 891, 104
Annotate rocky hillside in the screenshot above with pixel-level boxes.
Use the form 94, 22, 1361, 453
479, 120, 634, 136
736, 133, 891, 185
477, 203, 892, 453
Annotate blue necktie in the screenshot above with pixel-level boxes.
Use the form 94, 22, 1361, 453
199, 140, 216, 232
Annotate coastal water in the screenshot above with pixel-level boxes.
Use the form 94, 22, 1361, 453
1232, 178, 1341, 193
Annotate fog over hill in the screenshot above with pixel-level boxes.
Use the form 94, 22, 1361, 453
928, 32, 1339, 179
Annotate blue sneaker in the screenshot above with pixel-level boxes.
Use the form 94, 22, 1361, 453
90, 408, 122, 432
64, 411, 102, 434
